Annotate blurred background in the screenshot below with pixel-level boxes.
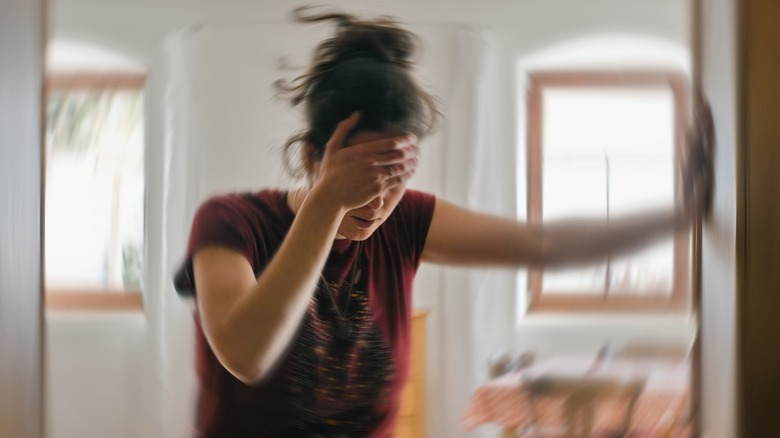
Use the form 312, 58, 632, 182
34, 1, 735, 437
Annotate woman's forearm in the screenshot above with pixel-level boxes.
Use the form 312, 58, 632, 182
209, 189, 345, 383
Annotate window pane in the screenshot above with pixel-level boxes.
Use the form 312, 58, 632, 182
542, 264, 609, 295
542, 159, 608, 293
543, 159, 607, 221
540, 86, 675, 296
608, 162, 674, 294
609, 238, 674, 295
45, 89, 144, 292
543, 88, 675, 157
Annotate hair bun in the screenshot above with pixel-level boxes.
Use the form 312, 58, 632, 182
278, 6, 439, 179
292, 6, 417, 67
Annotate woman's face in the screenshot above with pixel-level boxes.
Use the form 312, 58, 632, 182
312, 131, 407, 241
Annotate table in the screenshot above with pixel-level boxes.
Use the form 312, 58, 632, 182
463, 357, 691, 437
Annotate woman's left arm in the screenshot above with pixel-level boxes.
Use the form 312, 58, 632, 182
421, 200, 686, 269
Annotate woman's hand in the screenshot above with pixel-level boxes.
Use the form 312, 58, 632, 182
311, 112, 419, 211
680, 95, 715, 223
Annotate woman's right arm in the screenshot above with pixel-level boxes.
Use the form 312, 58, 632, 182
193, 192, 345, 384
192, 113, 418, 384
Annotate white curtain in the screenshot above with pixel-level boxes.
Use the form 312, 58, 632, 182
142, 27, 204, 438
434, 27, 518, 438
143, 23, 306, 437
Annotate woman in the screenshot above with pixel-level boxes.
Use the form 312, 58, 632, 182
174, 7, 712, 437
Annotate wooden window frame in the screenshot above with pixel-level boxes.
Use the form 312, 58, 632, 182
44, 72, 146, 312
527, 70, 690, 313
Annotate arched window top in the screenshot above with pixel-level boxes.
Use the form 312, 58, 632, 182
47, 40, 145, 73
519, 34, 689, 74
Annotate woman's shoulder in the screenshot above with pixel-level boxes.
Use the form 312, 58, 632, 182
397, 188, 436, 214
175, 189, 289, 297
194, 188, 288, 219
378, 188, 436, 264
198, 188, 282, 207
384, 188, 436, 231
189, 188, 295, 242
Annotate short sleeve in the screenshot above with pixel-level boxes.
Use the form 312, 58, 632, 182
173, 196, 258, 297
187, 197, 257, 262
390, 189, 436, 268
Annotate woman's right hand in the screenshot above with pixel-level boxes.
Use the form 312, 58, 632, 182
311, 112, 420, 211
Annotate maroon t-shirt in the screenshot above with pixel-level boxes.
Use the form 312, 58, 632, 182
173, 189, 435, 437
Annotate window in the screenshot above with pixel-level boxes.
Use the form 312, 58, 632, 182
527, 71, 689, 312
44, 73, 145, 311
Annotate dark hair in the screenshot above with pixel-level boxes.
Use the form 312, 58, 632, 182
276, 6, 439, 178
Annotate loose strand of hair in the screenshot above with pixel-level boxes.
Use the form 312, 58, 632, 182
281, 131, 310, 179
291, 6, 356, 28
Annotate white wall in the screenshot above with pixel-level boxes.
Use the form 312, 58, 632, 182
46, 1, 693, 437
45, 313, 146, 438
0, 0, 45, 436
51, 0, 686, 68
699, 0, 738, 436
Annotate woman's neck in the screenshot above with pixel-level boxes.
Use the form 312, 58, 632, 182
288, 186, 348, 240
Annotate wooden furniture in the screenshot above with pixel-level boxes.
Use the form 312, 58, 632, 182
737, 1, 780, 436
394, 309, 430, 438
464, 357, 690, 437
523, 376, 645, 437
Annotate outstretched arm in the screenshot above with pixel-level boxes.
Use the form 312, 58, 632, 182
422, 98, 713, 270
421, 199, 687, 269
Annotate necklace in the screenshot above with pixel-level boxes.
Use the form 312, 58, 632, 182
319, 243, 362, 341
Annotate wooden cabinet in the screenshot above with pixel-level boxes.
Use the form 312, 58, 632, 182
393, 310, 429, 438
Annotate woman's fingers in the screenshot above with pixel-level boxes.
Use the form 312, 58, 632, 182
350, 134, 417, 160
315, 123, 420, 209
383, 154, 419, 181
341, 133, 419, 180
323, 112, 361, 160
373, 143, 419, 166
